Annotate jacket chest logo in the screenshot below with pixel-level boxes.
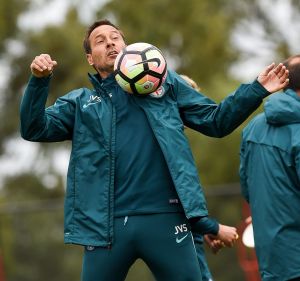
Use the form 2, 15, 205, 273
149, 86, 165, 98
83, 95, 102, 108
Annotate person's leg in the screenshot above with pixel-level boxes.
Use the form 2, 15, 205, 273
81, 217, 137, 281
193, 234, 213, 281
135, 213, 203, 281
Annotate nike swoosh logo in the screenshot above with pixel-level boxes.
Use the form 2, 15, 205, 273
133, 58, 161, 67
83, 101, 101, 108
176, 234, 188, 243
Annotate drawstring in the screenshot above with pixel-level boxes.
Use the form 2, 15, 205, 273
124, 216, 128, 226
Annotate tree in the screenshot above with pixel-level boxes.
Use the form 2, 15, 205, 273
97, 0, 240, 90
0, 8, 90, 147
1, 1, 300, 280
0, 0, 29, 53
0, 173, 82, 281
0, 8, 86, 281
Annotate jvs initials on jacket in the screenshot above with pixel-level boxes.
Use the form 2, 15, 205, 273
83, 95, 102, 108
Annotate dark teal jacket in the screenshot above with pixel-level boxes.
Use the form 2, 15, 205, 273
240, 89, 300, 281
20, 69, 268, 247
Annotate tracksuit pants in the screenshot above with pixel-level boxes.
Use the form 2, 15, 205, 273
81, 212, 203, 281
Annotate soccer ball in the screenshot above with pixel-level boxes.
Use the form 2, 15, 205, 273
114, 42, 167, 95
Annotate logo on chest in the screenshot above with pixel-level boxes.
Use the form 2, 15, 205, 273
83, 95, 102, 108
149, 86, 165, 98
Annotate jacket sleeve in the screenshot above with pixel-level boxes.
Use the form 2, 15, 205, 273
20, 75, 75, 142
174, 73, 269, 137
190, 216, 219, 235
239, 133, 249, 202
295, 144, 300, 182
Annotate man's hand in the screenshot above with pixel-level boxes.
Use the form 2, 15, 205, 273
204, 234, 224, 254
30, 54, 57, 78
257, 62, 289, 93
215, 224, 238, 248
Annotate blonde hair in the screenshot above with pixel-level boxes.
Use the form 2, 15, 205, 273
180, 74, 200, 92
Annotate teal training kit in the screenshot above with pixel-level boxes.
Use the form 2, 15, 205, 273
21, 69, 269, 281
20, 70, 269, 247
240, 89, 300, 281
82, 213, 202, 281
111, 78, 184, 217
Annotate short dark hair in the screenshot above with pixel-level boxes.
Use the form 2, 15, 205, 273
83, 19, 125, 54
283, 54, 300, 91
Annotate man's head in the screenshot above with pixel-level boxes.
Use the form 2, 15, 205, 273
83, 19, 126, 78
283, 54, 300, 93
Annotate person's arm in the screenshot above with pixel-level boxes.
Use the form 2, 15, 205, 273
175, 63, 288, 137
20, 54, 75, 142
190, 216, 219, 235
239, 133, 249, 202
190, 217, 238, 247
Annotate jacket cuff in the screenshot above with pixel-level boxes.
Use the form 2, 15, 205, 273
190, 216, 219, 235
28, 74, 52, 87
253, 79, 271, 98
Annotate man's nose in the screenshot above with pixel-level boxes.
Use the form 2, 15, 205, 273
106, 38, 115, 47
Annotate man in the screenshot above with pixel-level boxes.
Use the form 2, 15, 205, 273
239, 54, 300, 281
20, 19, 288, 281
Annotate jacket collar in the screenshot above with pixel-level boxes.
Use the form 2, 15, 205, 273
264, 89, 300, 125
88, 72, 116, 90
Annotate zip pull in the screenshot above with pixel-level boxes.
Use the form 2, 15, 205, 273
124, 216, 128, 226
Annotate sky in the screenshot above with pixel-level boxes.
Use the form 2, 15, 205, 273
0, 0, 299, 188
0, 138, 70, 188
0, 0, 108, 188
0, 0, 106, 100
18, 0, 106, 30
230, 0, 300, 79
16, 0, 300, 81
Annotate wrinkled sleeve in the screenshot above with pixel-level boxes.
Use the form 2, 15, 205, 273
239, 133, 249, 202
20, 75, 75, 142
174, 72, 269, 137
295, 144, 300, 182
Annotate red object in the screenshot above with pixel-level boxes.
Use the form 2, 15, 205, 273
236, 203, 261, 281
0, 253, 6, 281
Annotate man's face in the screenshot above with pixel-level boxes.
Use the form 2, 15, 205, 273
86, 24, 126, 78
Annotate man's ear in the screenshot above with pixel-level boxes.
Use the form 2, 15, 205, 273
86, 54, 93, 66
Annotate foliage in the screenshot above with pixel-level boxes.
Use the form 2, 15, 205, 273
97, 0, 240, 90
0, 0, 299, 280
232, 0, 300, 63
0, 8, 90, 149
0, 174, 82, 281
0, 0, 29, 53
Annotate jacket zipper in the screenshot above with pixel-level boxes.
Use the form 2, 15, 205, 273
97, 85, 114, 248
107, 91, 115, 248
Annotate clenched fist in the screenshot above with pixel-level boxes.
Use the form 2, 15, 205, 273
30, 54, 57, 78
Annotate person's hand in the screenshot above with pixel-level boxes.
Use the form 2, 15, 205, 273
257, 62, 289, 93
215, 224, 238, 248
204, 234, 224, 254
30, 54, 57, 78
245, 216, 252, 224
